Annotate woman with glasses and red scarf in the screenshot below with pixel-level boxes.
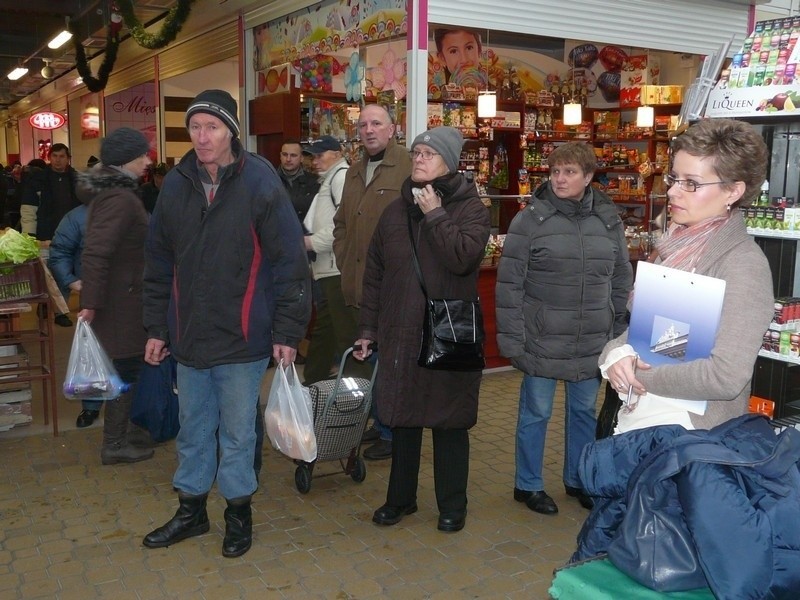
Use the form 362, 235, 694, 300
600, 118, 774, 434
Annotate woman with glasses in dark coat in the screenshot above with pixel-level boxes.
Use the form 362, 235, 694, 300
354, 126, 490, 533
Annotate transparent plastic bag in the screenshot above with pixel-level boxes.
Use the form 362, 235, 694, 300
264, 360, 317, 462
63, 318, 129, 400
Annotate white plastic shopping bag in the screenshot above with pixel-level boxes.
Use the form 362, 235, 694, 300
265, 360, 317, 461
63, 318, 129, 400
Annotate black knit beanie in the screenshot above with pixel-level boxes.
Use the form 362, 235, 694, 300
100, 127, 150, 167
185, 89, 240, 137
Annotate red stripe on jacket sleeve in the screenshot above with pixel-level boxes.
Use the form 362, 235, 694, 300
241, 225, 261, 342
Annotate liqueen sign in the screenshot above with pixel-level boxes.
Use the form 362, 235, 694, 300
705, 84, 800, 118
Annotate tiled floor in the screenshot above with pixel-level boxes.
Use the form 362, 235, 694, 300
0, 309, 593, 599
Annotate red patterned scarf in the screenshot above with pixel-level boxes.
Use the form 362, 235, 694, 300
656, 215, 729, 272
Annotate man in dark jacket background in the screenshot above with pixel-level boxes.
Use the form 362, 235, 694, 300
278, 139, 319, 223
20, 143, 80, 327
20, 143, 80, 242
495, 142, 632, 516
142, 89, 311, 558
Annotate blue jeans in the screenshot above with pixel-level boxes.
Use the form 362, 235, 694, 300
515, 375, 600, 491
173, 359, 268, 499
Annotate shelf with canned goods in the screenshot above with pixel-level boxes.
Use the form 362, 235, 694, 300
758, 349, 800, 365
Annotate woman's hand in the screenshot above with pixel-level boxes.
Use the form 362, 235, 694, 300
415, 184, 442, 214
606, 354, 650, 396
353, 338, 375, 361
77, 308, 95, 324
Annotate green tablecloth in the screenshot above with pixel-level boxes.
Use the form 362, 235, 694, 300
549, 557, 715, 599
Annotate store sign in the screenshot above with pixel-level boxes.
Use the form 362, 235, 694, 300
29, 111, 66, 130
705, 85, 799, 118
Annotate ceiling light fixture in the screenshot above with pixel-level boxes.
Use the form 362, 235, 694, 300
636, 105, 655, 128
477, 30, 496, 119
41, 59, 54, 80
562, 65, 582, 126
478, 90, 497, 119
7, 67, 29, 81
48, 30, 73, 50
636, 50, 655, 128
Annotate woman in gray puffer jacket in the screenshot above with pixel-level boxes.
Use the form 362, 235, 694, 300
495, 141, 632, 516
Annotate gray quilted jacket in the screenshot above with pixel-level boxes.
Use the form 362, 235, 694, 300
495, 182, 632, 381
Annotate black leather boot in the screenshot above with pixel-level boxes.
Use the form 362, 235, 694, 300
142, 493, 210, 548
222, 496, 252, 558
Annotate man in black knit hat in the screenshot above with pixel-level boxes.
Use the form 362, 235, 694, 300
142, 89, 310, 558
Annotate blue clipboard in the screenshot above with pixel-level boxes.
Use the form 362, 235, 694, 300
628, 262, 726, 367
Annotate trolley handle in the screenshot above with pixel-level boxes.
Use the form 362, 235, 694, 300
352, 341, 378, 352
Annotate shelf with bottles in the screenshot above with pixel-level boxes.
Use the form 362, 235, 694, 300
743, 183, 799, 237
706, 16, 800, 118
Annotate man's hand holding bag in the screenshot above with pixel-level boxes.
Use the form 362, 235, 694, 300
264, 360, 317, 462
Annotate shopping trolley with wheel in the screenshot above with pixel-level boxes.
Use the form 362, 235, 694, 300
293, 346, 378, 494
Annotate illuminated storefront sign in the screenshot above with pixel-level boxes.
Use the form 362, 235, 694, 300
29, 111, 66, 130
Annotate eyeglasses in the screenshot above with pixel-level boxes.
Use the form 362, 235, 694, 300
664, 174, 728, 193
409, 150, 440, 161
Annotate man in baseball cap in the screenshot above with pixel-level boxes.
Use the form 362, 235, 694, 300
302, 135, 343, 155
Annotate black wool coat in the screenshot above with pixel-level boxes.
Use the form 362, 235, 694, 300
358, 173, 491, 429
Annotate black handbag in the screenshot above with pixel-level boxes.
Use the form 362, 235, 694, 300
595, 381, 622, 439
408, 213, 485, 371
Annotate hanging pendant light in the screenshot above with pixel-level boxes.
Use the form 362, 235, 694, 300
478, 90, 497, 118
477, 30, 496, 119
636, 49, 655, 128
636, 105, 654, 128
562, 67, 581, 125
563, 102, 582, 125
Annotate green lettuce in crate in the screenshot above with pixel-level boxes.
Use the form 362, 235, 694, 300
0, 229, 40, 265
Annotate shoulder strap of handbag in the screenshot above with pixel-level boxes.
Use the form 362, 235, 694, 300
407, 212, 429, 299
329, 166, 348, 209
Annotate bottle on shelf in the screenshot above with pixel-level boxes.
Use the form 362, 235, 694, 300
759, 180, 770, 206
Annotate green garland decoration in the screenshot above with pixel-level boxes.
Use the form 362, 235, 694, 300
118, 0, 196, 50
70, 25, 120, 93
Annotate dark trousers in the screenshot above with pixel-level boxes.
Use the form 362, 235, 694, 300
343, 305, 390, 441
303, 275, 356, 384
386, 427, 469, 514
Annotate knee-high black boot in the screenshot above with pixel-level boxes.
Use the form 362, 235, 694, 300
143, 493, 210, 548
222, 495, 252, 558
